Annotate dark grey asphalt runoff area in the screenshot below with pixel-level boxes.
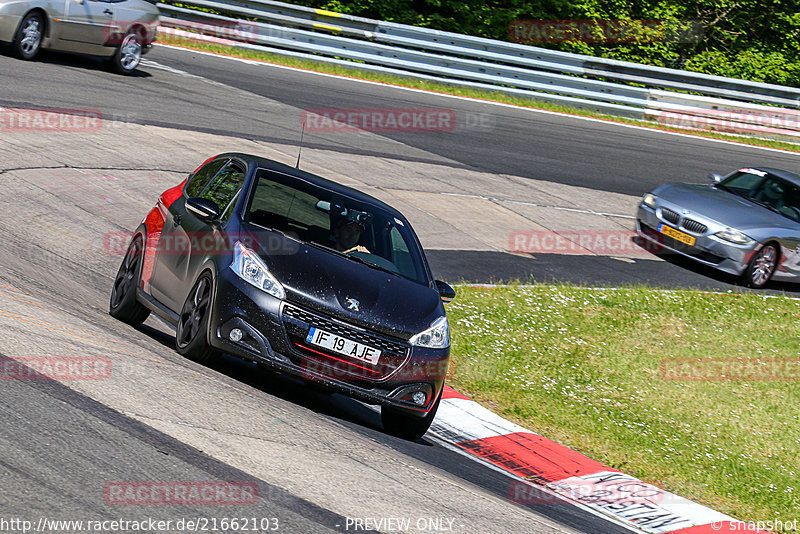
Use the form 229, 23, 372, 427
0, 357, 345, 532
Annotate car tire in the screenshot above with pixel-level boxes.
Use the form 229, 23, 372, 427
381, 388, 443, 441
109, 236, 151, 325
176, 273, 219, 363
110, 29, 143, 75
744, 242, 779, 288
13, 12, 44, 60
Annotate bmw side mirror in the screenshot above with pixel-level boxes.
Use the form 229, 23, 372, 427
435, 280, 456, 303
709, 173, 722, 183
186, 197, 221, 222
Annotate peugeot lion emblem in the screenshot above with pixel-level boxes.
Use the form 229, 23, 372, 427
346, 298, 360, 312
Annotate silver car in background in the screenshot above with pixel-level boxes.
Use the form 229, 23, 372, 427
636, 167, 800, 288
0, 0, 159, 74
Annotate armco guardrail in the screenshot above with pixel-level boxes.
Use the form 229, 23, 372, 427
156, 0, 800, 139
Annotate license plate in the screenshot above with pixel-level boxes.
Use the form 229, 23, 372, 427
305, 327, 382, 365
658, 223, 696, 246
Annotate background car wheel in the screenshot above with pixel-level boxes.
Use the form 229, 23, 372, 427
381, 388, 443, 441
109, 237, 151, 325
744, 243, 778, 288
176, 273, 219, 363
13, 12, 44, 60
110, 30, 142, 75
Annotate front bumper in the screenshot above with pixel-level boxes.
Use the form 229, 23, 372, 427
635, 202, 757, 276
208, 267, 449, 417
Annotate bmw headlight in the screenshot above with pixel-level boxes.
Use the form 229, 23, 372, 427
230, 241, 285, 299
642, 193, 657, 209
715, 228, 755, 246
410, 317, 450, 348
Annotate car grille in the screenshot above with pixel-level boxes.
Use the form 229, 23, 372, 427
681, 218, 708, 234
660, 207, 680, 225
639, 223, 724, 264
281, 304, 410, 381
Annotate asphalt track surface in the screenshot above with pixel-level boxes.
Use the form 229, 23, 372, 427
1, 43, 799, 533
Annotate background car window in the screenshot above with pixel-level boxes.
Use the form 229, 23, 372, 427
201, 162, 246, 220
720, 171, 765, 196
186, 158, 226, 198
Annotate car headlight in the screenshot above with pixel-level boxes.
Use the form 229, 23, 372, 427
714, 228, 755, 246
642, 193, 657, 209
230, 241, 285, 299
410, 317, 450, 348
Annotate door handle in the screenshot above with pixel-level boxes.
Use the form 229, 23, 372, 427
103, 9, 113, 16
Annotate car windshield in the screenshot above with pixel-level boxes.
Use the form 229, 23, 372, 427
245, 169, 429, 283
718, 170, 800, 222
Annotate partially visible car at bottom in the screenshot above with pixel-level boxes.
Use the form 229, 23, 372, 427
109, 153, 456, 440
637, 166, 800, 288
0, 0, 158, 74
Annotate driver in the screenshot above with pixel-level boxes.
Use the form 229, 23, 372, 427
333, 218, 370, 254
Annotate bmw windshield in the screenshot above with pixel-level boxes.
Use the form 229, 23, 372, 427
717, 169, 800, 222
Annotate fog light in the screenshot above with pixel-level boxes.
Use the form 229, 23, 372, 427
412, 391, 427, 406
229, 328, 243, 342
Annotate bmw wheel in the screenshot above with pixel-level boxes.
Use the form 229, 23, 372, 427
109, 236, 151, 325
381, 388, 442, 441
13, 12, 44, 60
110, 30, 142, 75
744, 243, 778, 288
176, 273, 219, 363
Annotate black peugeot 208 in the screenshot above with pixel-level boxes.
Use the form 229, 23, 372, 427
109, 153, 455, 439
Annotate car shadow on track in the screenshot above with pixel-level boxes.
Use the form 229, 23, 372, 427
632, 237, 800, 294
135, 322, 437, 445
1, 48, 153, 77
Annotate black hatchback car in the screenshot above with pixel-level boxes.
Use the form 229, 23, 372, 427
109, 153, 456, 439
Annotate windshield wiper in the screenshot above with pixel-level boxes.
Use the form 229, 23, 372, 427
747, 197, 780, 214
306, 241, 400, 277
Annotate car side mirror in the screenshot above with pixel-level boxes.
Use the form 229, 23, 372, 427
435, 280, 456, 303
709, 173, 722, 183
186, 197, 221, 222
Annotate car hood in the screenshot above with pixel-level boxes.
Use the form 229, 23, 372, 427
254, 236, 442, 340
655, 183, 785, 230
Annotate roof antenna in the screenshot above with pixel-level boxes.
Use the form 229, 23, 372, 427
295, 117, 307, 169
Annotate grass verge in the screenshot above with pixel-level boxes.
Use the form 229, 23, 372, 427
156, 34, 800, 154
446, 284, 799, 524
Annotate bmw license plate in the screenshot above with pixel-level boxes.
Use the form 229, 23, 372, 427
305, 327, 381, 365
658, 223, 696, 246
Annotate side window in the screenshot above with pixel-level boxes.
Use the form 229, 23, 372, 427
202, 162, 246, 222
186, 158, 226, 198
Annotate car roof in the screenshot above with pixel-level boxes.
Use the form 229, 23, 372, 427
751, 166, 800, 186
218, 152, 405, 218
